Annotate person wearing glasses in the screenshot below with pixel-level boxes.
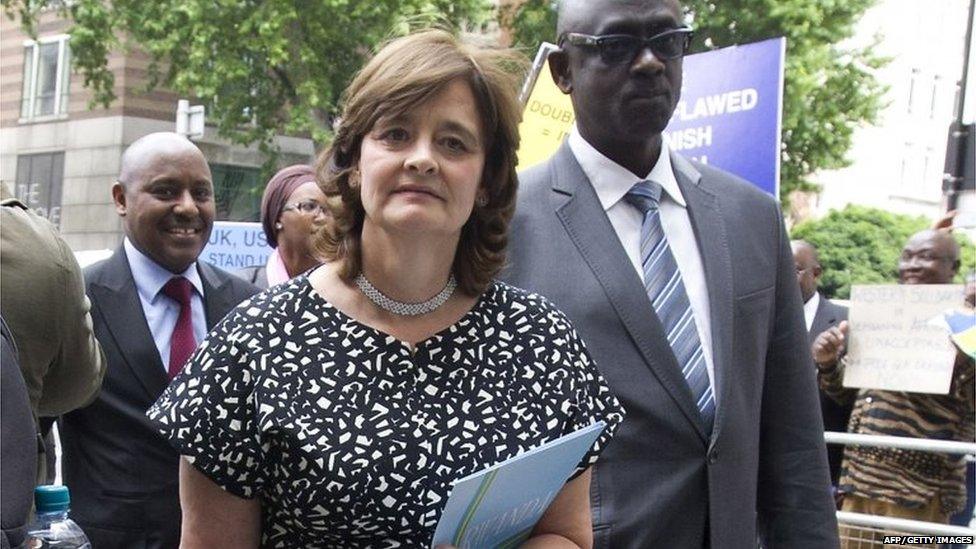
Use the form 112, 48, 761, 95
791, 239, 851, 495
148, 30, 624, 547
816, 230, 974, 548
502, 0, 838, 547
239, 164, 328, 289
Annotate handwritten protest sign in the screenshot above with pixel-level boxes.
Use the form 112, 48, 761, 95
845, 284, 964, 394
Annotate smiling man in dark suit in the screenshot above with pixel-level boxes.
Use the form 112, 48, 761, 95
792, 239, 850, 489
503, 0, 838, 546
60, 132, 259, 549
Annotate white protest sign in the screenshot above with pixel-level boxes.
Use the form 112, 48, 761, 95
844, 284, 963, 394
200, 221, 272, 271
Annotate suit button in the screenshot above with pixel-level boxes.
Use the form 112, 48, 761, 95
708, 450, 718, 464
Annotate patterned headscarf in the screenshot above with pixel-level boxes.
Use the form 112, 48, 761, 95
260, 164, 317, 248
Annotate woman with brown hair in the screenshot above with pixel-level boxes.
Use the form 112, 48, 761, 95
239, 164, 328, 289
149, 30, 623, 548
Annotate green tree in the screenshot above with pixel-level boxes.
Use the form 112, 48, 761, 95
3, 0, 493, 170
501, 0, 887, 206
790, 205, 975, 299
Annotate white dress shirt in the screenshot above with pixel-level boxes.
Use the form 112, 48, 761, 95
568, 128, 717, 400
803, 291, 820, 332
124, 238, 207, 370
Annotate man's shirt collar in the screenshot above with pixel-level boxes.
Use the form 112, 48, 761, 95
123, 238, 204, 304
803, 291, 821, 331
568, 125, 687, 213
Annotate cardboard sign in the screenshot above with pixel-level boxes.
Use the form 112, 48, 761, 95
844, 284, 964, 394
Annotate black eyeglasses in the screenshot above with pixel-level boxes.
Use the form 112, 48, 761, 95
559, 27, 694, 65
283, 200, 323, 214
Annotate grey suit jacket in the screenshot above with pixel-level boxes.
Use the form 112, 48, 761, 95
808, 294, 850, 485
503, 143, 838, 548
61, 247, 259, 549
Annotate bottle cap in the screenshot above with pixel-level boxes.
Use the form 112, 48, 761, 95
34, 485, 70, 513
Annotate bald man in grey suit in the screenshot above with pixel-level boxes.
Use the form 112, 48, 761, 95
502, 0, 838, 547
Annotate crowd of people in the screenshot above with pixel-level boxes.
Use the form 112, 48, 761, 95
1, 0, 973, 547
793, 234, 975, 548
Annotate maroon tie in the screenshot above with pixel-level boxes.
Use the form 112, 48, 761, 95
161, 276, 196, 379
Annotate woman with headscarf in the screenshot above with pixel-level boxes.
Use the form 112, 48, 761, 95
239, 164, 328, 288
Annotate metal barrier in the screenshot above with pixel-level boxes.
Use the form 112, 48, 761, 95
825, 432, 976, 548
825, 432, 976, 456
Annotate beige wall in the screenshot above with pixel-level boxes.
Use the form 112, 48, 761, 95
1, 11, 179, 127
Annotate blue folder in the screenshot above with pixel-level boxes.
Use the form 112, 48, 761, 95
430, 420, 606, 549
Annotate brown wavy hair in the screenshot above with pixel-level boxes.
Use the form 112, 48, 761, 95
314, 29, 526, 296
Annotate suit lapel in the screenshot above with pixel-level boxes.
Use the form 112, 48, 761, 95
550, 144, 708, 442
197, 262, 234, 329
810, 295, 831, 336
672, 154, 734, 443
809, 295, 843, 344
90, 247, 169, 401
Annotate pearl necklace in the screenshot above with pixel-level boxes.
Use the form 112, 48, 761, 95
355, 272, 457, 316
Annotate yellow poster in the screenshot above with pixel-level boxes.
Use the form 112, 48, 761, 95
516, 56, 576, 171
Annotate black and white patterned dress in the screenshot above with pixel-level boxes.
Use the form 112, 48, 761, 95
148, 275, 624, 548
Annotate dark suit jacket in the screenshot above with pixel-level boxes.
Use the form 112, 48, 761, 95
1, 316, 36, 549
807, 294, 850, 485
235, 264, 268, 290
61, 247, 259, 549
503, 144, 838, 548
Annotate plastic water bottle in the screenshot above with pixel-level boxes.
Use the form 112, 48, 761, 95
26, 485, 91, 549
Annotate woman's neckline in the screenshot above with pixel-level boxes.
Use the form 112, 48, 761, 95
300, 273, 497, 353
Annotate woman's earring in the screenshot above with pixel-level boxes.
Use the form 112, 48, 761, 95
275, 222, 283, 230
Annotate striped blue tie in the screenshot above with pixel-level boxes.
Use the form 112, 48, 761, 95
626, 181, 715, 433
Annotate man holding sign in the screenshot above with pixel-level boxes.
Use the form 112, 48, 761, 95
816, 230, 975, 538
504, 0, 837, 546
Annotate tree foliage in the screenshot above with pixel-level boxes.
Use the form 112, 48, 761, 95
3, 0, 492, 170
790, 205, 975, 299
501, 0, 887, 206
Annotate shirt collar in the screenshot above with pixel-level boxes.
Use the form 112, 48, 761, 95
567, 125, 687, 212
803, 291, 820, 329
123, 238, 204, 304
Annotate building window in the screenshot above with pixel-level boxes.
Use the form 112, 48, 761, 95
20, 35, 70, 121
900, 142, 922, 190
210, 163, 262, 222
907, 68, 920, 115
15, 152, 65, 227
